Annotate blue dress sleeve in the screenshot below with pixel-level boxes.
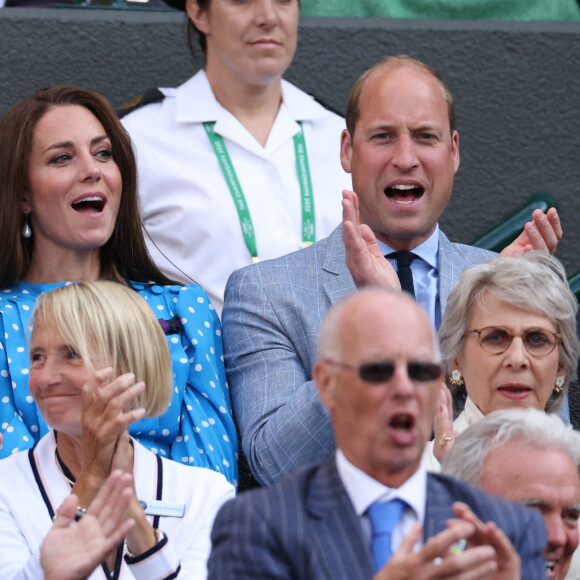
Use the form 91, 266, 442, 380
0, 292, 47, 458
130, 283, 238, 486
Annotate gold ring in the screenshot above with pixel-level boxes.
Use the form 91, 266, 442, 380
437, 433, 454, 447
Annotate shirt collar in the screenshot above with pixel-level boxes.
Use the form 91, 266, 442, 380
174, 69, 333, 124
336, 449, 426, 526
464, 396, 485, 424
378, 225, 440, 270
174, 70, 217, 123
280, 79, 335, 121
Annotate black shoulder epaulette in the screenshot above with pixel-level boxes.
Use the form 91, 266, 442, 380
311, 95, 344, 118
117, 88, 166, 119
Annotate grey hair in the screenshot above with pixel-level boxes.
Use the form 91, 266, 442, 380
442, 408, 580, 485
438, 251, 578, 413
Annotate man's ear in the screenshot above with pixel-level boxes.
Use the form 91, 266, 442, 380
340, 129, 353, 174
314, 361, 336, 411
451, 130, 460, 174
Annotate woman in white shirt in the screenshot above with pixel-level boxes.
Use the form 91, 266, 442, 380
0, 281, 235, 579
120, 0, 350, 314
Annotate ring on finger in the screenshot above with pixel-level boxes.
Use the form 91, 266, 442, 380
437, 433, 454, 446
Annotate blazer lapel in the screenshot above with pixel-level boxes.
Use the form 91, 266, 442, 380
322, 226, 357, 306
306, 457, 374, 580
437, 231, 463, 317
437, 231, 496, 317
423, 473, 456, 540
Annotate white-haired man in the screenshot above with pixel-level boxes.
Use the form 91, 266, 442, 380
442, 408, 580, 580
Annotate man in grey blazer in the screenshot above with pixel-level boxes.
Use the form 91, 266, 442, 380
222, 55, 563, 487
209, 290, 547, 579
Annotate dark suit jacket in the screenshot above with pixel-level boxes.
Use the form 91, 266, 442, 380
208, 456, 547, 580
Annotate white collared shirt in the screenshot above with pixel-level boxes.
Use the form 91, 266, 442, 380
379, 226, 440, 329
122, 70, 350, 315
336, 449, 427, 553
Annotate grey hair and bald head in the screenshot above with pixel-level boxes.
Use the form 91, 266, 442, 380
442, 408, 580, 485
438, 251, 578, 413
317, 287, 441, 363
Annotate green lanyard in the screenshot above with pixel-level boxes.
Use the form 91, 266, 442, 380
203, 121, 315, 263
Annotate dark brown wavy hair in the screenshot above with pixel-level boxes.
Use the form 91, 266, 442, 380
0, 85, 177, 288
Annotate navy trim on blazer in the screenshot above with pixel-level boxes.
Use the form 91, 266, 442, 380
29, 439, 168, 579
124, 530, 168, 564
164, 565, 181, 579
153, 453, 163, 530
28, 448, 55, 520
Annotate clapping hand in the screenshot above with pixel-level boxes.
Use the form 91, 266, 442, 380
41, 470, 135, 580
500, 208, 561, 258
372, 502, 520, 580
342, 189, 400, 290
432, 383, 457, 464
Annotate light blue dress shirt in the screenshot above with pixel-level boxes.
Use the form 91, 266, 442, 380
336, 449, 426, 553
379, 226, 440, 330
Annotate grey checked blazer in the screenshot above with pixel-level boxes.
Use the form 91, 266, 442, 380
207, 456, 547, 580
222, 225, 495, 485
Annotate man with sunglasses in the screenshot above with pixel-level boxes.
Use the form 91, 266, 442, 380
208, 289, 547, 579
222, 55, 564, 487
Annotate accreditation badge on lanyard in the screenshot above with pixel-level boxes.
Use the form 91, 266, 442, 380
204, 121, 316, 263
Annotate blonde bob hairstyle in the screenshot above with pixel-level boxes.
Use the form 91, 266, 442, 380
439, 252, 579, 414
31, 281, 172, 418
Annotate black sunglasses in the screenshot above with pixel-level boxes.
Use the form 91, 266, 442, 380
322, 359, 442, 383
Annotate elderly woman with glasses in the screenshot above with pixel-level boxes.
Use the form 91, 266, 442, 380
423, 251, 579, 471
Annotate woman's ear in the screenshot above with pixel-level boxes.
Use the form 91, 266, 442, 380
21, 195, 32, 215
185, 0, 210, 34
556, 363, 566, 386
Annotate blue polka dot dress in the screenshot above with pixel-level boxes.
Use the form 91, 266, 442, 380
0, 280, 238, 486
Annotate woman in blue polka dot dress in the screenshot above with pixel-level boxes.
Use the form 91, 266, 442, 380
0, 86, 238, 486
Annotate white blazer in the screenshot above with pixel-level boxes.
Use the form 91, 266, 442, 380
0, 431, 235, 579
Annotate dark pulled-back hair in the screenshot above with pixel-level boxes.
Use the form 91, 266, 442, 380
187, 0, 210, 60
185, 0, 300, 61
0, 85, 177, 288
